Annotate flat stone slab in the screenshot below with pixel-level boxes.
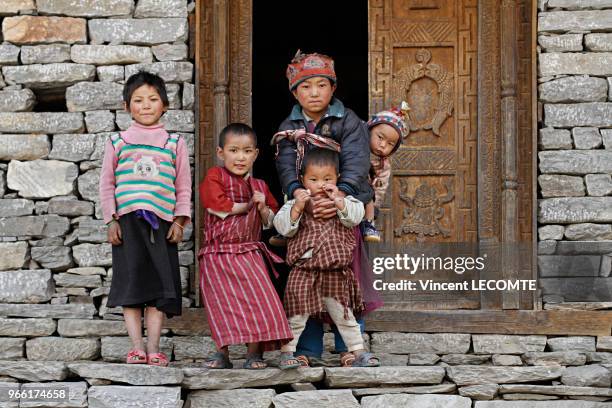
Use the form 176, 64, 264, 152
474, 401, 612, 407
181, 367, 324, 390
361, 394, 472, 408
523, 351, 587, 366
0, 112, 83, 134
20, 381, 87, 408
539, 151, 612, 175
88, 385, 181, 408
0, 270, 54, 303
459, 384, 499, 400
0, 134, 49, 161
352, 383, 457, 397
446, 366, 564, 386
8, 159, 78, 198
0, 303, 95, 319
273, 390, 359, 408
21, 44, 71, 64
68, 362, 183, 385
58, 319, 127, 337
0, 318, 56, 337
324, 367, 445, 388
2, 63, 95, 89
0, 361, 68, 381
2, 16, 86, 45
370, 332, 470, 354
499, 384, 612, 397
186, 389, 276, 408
27, 337, 100, 361
88, 18, 188, 45
548, 336, 596, 352
0, 338, 24, 359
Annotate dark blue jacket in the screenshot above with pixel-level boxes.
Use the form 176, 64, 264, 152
276, 98, 373, 204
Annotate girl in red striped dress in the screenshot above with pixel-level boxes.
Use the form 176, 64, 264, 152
198, 123, 294, 369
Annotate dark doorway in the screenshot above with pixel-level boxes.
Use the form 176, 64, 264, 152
252, 0, 369, 201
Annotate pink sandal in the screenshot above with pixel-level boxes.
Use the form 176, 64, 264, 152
126, 349, 147, 364
147, 352, 169, 367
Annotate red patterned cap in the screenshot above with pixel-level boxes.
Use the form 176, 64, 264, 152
286, 50, 336, 90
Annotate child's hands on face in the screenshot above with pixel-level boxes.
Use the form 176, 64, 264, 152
293, 188, 311, 212
322, 183, 340, 200
252, 191, 266, 211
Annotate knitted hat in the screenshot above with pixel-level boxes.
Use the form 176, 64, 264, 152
367, 101, 411, 147
286, 50, 336, 91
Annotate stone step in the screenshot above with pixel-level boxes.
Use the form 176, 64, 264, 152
186, 389, 276, 408
274, 390, 359, 408
446, 365, 564, 386
499, 384, 612, 397
352, 383, 457, 397
324, 367, 446, 388
67, 362, 183, 385
181, 367, 324, 390
361, 394, 472, 408
88, 385, 181, 408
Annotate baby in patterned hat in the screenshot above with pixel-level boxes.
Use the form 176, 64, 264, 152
362, 102, 410, 242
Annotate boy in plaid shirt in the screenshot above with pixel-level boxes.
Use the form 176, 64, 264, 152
273, 148, 379, 369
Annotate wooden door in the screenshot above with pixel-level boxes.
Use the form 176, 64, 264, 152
369, 0, 480, 309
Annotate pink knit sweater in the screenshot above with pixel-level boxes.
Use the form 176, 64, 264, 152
99, 122, 192, 224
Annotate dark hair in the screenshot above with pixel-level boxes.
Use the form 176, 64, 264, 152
218, 123, 257, 148
301, 147, 339, 175
123, 71, 169, 107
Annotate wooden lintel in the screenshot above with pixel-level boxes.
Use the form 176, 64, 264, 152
364, 309, 612, 336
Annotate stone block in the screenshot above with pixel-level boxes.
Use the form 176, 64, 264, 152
441, 354, 490, 365
0, 44, 19, 66
77, 219, 107, 243
538, 240, 557, 255
539, 10, 612, 32
324, 367, 445, 388
585, 174, 612, 196
539, 225, 565, 240
539, 255, 600, 277
115, 111, 131, 130
538, 128, 572, 150
0, 303, 96, 319
459, 384, 499, 400
472, 335, 547, 354
539, 197, 612, 223
0, 241, 28, 270
97, 65, 124, 82
54, 273, 101, 288
72, 243, 112, 267
20, 381, 87, 408
540, 52, 612, 77
562, 364, 611, 387
37, 0, 134, 17
548, 0, 612, 8
101, 336, 173, 362
89, 18, 188, 45
361, 394, 472, 408
49, 134, 97, 162
68, 362, 182, 385
602, 129, 612, 148
26, 337, 100, 361
135, 0, 188, 18
585, 33, 612, 52
539, 151, 612, 174
183, 82, 195, 110
548, 336, 596, 351
0, 270, 54, 303
88, 386, 181, 408
71, 45, 153, 65
0, 317, 56, 337
408, 353, 439, 365
565, 223, 612, 240
31, 246, 72, 270
187, 389, 276, 408
66, 82, 123, 112
572, 127, 602, 149
166, 83, 181, 109
8, 160, 77, 198
371, 332, 470, 354
545, 103, 612, 128
2, 16, 86, 44
161, 110, 195, 132
0, 112, 84, 134
125, 61, 193, 83
538, 175, 584, 197
77, 168, 100, 202
21, 44, 71, 64
3, 63, 95, 89
0, 0, 35, 16
0, 134, 49, 160
0, 215, 69, 238
523, 351, 587, 366
499, 384, 612, 399
273, 390, 358, 408
538, 34, 583, 52
58, 319, 126, 336
85, 111, 115, 133
447, 365, 564, 386
0, 89, 36, 112
0, 338, 24, 360
0, 361, 67, 381
49, 197, 94, 218
173, 336, 215, 360
182, 367, 325, 390
492, 355, 523, 366
0, 199, 34, 217
152, 43, 188, 61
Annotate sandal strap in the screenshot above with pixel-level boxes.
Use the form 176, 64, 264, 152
295, 355, 310, 367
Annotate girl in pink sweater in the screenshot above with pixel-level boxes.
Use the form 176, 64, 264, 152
99, 72, 192, 366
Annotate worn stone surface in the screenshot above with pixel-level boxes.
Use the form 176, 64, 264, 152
370, 332, 470, 354
545, 103, 612, 128
31, 246, 72, 270
2, 16, 86, 45
0, 303, 95, 319
186, 389, 275, 408
539, 150, 612, 174
540, 52, 612, 77
446, 366, 564, 386
0, 134, 49, 161
499, 384, 612, 397
586, 33, 612, 52
0, 89, 36, 112
71, 45, 153, 66
585, 174, 612, 196
523, 351, 587, 366
88, 385, 182, 408
101, 336, 173, 362
540, 10, 612, 32
588, 352, 612, 363
68, 362, 182, 385
0, 0, 35, 15
58, 319, 125, 336
408, 353, 439, 365
538, 175, 585, 197
538, 34, 583, 52
539, 254, 601, 277
66, 82, 123, 112
0, 241, 28, 270
539, 240, 557, 255
20, 381, 87, 408
49, 134, 96, 162
84, 111, 115, 134
115, 111, 131, 130
361, 394, 472, 408
183, 82, 195, 110
539, 197, 612, 223
37, 0, 133, 17
324, 367, 445, 388
135, 0, 188, 18
272, 390, 358, 408
54, 273, 101, 288
89, 18, 188, 45
0, 112, 83, 134
8, 160, 77, 198
77, 219, 107, 243
77, 168, 101, 202
48, 196, 94, 217
182, 367, 325, 390
0, 318, 56, 337
125, 61, 193, 84
573, 127, 602, 149
548, 0, 612, 8
538, 225, 565, 240
152, 43, 188, 61
161, 110, 195, 132
603, 128, 612, 148
562, 364, 611, 387
72, 243, 112, 267
492, 355, 523, 366
21, 44, 71, 64
172, 336, 215, 360
539, 128, 573, 150
472, 335, 547, 354
352, 384, 457, 397
441, 354, 490, 365
0, 361, 68, 381
548, 336, 596, 352
0, 270, 54, 303
0, 338, 24, 360
458, 384, 499, 401
597, 336, 612, 351
539, 77, 606, 104
3, 63, 95, 89
97, 66, 124, 82
565, 224, 612, 240
26, 337, 100, 361
166, 83, 181, 109
67, 267, 106, 276
0, 43, 19, 66
503, 394, 560, 400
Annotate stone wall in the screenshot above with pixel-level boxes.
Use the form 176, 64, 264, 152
538, 0, 612, 306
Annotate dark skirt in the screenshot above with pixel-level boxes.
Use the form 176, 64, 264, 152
107, 212, 182, 318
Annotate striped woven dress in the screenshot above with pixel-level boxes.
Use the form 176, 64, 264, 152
198, 166, 293, 350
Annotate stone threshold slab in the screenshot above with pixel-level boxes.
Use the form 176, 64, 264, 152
181, 367, 324, 390
68, 362, 183, 385
324, 367, 446, 388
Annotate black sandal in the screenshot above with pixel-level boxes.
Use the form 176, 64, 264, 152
243, 352, 267, 369
204, 351, 233, 369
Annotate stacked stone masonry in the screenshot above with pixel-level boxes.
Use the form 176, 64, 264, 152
538, 0, 612, 306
